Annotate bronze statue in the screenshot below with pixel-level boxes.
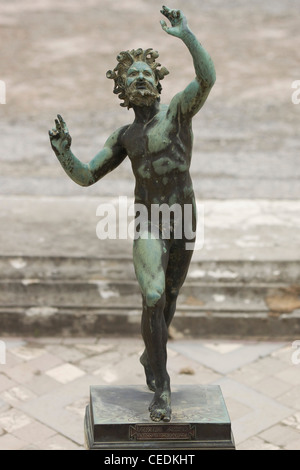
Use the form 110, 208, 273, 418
49, 6, 216, 423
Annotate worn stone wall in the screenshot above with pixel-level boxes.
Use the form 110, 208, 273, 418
0, 0, 299, 198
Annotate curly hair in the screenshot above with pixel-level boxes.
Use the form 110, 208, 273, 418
106, 48, 169, 108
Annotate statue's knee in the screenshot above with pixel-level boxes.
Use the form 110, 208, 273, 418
167, 287, 179, 303
145, 289, 165, 308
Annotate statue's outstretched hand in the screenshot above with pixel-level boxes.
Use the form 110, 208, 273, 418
49, 115, 72, 156
160, 5, 188, 38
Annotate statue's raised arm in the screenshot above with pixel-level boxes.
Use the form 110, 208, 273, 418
49, 115, 128, 187
160, 6, 216, 118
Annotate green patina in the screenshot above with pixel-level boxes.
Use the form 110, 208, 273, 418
133, 237, 165, 307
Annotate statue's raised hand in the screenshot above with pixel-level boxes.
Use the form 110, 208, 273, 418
49, 115, 72, 156
160, 5, 188, 38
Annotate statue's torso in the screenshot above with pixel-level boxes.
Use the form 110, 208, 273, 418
122, 105, 195, 207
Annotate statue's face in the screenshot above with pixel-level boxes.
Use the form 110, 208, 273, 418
126, 62, 156, 88
125, 61, 159, 107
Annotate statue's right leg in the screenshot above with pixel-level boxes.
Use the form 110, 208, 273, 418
133, 229, 171, 422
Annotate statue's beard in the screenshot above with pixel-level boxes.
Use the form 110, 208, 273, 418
126, 81, 160, 107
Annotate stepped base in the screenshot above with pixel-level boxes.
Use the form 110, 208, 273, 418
84, 385, 235, 450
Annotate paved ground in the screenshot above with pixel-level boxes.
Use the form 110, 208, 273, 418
0, 336, 299, 450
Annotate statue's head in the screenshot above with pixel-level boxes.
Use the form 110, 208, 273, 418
106, 48, 169, 109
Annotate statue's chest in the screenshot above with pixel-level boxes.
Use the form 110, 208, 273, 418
124, 118, 173, 159
124, 127, 188, 181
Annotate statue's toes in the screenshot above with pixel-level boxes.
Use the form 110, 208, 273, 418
150, 409, 164, 422
150, 407, 171, 422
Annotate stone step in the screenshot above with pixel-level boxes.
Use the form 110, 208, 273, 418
0, 271, 299, 338
1, 254, 299, 338
0, 306, 298, 339
1, 255, 299, 284
0, 278, 297, 311
1, 197, 299, 338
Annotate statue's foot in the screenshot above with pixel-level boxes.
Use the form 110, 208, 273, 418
140, 351, 156, 392
149, 390, 171, 422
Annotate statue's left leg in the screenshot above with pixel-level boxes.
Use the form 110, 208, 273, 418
139, 298, 156, 392
164, 236, 195, 329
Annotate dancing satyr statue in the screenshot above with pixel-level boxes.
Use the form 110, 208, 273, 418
49, 6, 216, 423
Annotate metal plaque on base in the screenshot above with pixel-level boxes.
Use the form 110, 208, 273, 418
84, 385, 235, 450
